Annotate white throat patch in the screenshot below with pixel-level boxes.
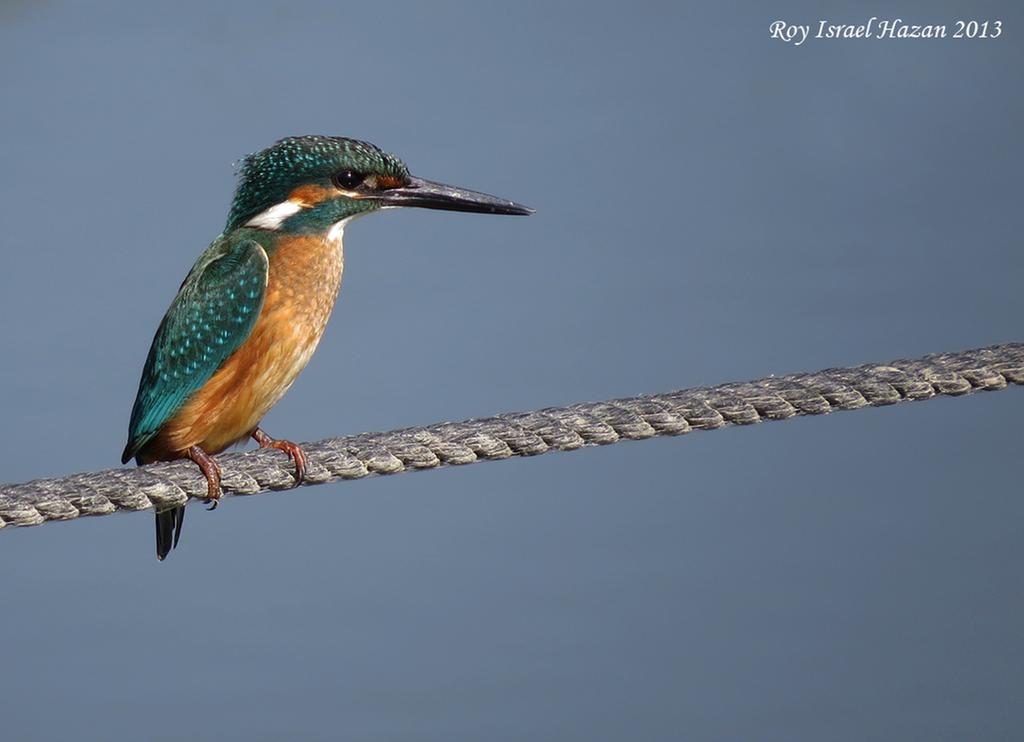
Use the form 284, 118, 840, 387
327, 216, 354, 244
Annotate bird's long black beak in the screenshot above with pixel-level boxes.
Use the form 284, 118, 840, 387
376, 176, 533, 215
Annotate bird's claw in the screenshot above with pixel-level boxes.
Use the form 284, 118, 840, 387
253, 428, 307, 488
187, 445, 223, 512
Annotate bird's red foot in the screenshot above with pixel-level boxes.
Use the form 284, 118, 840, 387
252, 428, 307, 486
188, 445, 223, 510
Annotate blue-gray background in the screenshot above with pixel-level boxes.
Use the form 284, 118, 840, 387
1, 2, 1021, 740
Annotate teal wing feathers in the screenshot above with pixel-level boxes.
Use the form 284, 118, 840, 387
122, 235, 269, 463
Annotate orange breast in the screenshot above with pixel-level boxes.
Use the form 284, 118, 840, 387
148, 232, 344, 459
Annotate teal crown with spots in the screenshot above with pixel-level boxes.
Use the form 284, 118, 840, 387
226, 136, 410, 231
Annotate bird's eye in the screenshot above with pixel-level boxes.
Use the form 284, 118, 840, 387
333, 170, 364, 190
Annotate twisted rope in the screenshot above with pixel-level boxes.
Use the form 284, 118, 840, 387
2, 343, 1022, 530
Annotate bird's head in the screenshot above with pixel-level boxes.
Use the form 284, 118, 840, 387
226, 135, 532, 233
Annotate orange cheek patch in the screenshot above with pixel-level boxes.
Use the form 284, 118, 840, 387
288, 183, 333, 207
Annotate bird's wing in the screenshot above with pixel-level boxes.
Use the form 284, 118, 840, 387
122, 235, 269, 463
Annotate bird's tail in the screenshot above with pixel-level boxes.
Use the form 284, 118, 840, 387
155, 506, 186, 561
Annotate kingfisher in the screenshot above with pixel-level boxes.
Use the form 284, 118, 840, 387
122, 135, 531, 560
